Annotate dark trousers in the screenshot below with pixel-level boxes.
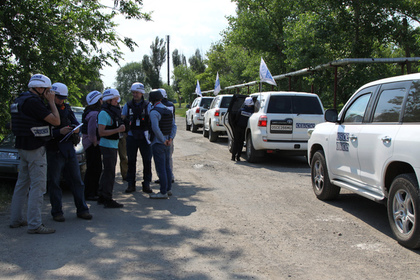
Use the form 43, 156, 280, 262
84, 144, 102, 198
99, 147, 118, 200
126, 135, 152, 186
232, 126, 246, 157
47, 150, 89, 217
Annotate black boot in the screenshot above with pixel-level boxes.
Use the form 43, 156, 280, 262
236, 155, 241, 161
142, 181, 153, 193
231, 154, 236, 161
125, 183, 136, 193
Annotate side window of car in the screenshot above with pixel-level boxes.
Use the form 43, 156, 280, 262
372, 87, 406, 122
343, 94, 371, 123
209, 97, 217, 109
403, 80, 420, 122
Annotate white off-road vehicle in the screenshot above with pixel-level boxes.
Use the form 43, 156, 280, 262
203, 94, 233, 142
185, 96, 214, 132
308, 73, 420, 249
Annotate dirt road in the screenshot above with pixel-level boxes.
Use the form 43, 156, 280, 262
1, 116, 419, 279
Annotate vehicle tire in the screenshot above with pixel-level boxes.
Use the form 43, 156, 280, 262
387, 173, 420, 249
209, 125, 218, 142
191, 119, 198, 132
246, 133, 263, 163
186, 117, 191, 131
203, 122, 209, 138
310, 150, 340, 200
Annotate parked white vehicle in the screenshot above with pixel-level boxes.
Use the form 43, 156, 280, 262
224, 92, 324, 162
308, 73, 420, 249
203, 94, 233, 142
185, 96, 214, 132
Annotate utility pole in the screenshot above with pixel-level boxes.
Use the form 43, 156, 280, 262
166, 35, 170, 85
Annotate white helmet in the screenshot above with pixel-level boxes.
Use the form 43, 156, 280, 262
51, 82, 68, 99
158, 88, 168, 99
86, 90, 102, 105
131, 82, 145, 93
244, 97, 254, 106
28, 74, 52, 88
102, 88, 120, 102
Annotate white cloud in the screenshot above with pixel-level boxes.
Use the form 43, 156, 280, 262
100, 0, 237, 89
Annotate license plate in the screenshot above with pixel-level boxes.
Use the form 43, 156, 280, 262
271, 125, 292, 131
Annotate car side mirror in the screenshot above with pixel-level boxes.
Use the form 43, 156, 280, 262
324, 109, 338, 122
186, 104, 190, 109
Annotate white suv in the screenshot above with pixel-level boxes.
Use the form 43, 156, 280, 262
224, 92, 324, 162
186, 96, 214, 132
248, 92, 324, 162
308, 73, 420, 249
203, 94, 233, 142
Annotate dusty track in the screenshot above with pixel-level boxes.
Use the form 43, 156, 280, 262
0, 116, 419, 279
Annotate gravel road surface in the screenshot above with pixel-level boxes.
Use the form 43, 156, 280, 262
1, 116, 420, 280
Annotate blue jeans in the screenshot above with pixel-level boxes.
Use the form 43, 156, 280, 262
47, 150, 89, 217
152, 143, 172, 194
126, 135, 152, 185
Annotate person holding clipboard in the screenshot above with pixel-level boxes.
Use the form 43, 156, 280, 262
46, 82, 92, 223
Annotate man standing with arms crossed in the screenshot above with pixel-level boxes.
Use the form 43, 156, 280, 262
9, 74, 60, 234
121, 82, 153, 194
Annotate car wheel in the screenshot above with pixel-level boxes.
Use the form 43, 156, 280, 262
203, 122, 209, 138
209, 125, 218, 142
191, 118, 198, 132
186, 117, 191, 131
246, 133, 263, 163
310, 150, 340, 200
387, 173, 420, 249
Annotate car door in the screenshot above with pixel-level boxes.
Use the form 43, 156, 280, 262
358, 81, 411, 189
328, 87, 376, 182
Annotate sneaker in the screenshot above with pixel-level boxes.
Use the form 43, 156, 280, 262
167, 190, 172, 196
9, 221, 28, 228
77, 212, 93, 220
27, 224, 55, 234
104, 199, 124, 208
149, 192, 169, 199
53, 215, 65, 222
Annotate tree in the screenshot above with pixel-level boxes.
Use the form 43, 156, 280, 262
188, 49, 206, 74
173, 65, 196, 104
0, 0, 151, 138
142, 36, 166, 89
115, 62, 145, 103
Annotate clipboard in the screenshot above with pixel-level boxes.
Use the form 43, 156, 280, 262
59, 123, 83, 143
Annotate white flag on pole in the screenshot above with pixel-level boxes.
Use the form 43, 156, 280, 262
195, 80, 202, 96
214, 72, 221, 95
259, 58, 277, 86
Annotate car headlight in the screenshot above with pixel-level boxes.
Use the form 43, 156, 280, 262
0, 151, 19, 160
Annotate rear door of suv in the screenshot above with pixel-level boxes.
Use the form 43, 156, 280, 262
261, 93, 324, 142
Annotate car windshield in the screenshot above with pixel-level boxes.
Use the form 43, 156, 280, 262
220, 96, 232, 108
267, 96, 323, 114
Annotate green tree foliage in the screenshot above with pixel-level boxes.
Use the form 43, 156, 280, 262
171, 49, 187, 95
115, 62, 145, 104
188, 49, 206, 74
0, 0, 150, 137
173, 65, 196, 104
142, 36, 166, 89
